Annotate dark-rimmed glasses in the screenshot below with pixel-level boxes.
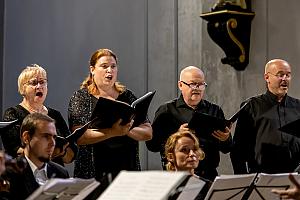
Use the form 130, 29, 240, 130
181, 81, 207, 90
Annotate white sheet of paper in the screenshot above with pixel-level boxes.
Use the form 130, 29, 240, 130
97, 170, 188, 200
26, 178, 100, 200
204, 173, 257, 200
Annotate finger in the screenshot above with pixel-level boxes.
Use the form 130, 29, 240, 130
116, 119, 123, 125
289, 174, 300, 189
224, 126, 231, 132
182, 123, 189, 128
272, 189, 286, 195
212, 132, 222, 140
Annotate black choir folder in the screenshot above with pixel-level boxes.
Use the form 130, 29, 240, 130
204, 173, 300, 200
279, 118, 300, 137
188, 101, 248, 137
97, 171, 206, 200
90, 91, 156, 129
55, 120, 92, 149
26, 178, 100, 200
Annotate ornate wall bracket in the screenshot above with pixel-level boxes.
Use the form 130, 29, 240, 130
200, 1, 255, 70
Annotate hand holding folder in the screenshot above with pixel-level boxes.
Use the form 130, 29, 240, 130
55, 120, 93, 149
188, 102, 248, 137
90, 91, 155, 129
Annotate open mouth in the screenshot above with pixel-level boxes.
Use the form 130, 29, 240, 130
192, 91, 201, 95
105, 74, 113, 80
36, 92, 43, 97
280, 83, 288, 88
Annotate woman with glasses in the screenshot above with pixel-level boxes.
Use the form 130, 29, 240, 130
1, 64, 76, 165
165, 130, 211, 200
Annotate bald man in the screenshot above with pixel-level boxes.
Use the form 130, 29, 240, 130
146, 66, 232, 181
231, 59, 300, 174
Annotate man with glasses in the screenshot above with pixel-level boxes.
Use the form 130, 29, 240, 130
231, 59, 300, 174
146, 66, 232, 181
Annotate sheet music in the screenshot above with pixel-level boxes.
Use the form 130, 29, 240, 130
26, 178, 100, 200
205, 173, 257, 200
97, 171, 188, 200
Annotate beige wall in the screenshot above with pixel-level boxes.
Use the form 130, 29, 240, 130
147, 0, 300, 175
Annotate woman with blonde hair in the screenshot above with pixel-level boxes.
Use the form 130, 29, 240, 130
165, 130, 205, 175
2, 64, 75, 165
165, 130, 211, 199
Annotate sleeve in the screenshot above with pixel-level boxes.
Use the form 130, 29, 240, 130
213, 106, 233, 154
230, 101, 257, 174
2, 108, 23, 157
68, 90, 91, 129
146, 105, 178, 153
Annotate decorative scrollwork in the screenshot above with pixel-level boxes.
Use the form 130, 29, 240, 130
226, 18, 245, 63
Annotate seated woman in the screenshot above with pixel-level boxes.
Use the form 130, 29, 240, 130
1, 64, 76, 165
164, 130, 211, 200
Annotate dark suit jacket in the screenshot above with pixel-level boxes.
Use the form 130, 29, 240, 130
6, 157, 69, 199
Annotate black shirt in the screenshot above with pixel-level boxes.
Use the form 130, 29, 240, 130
231, 90, 300, 174
146, 95, 232, 181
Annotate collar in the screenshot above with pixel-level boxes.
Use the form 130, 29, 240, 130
176, 94, 206, 109
265, 90, 287, 106
25, 155, 48, 176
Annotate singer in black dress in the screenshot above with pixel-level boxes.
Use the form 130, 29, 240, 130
68, 48, 152, 182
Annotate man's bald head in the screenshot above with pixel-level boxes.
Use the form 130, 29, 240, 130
265, 59, 290, 74
180, 66, 204, 81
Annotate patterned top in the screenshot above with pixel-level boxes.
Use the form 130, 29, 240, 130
68, 88, 141, 179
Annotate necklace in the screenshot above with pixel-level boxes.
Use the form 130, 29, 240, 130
21, 101, 48, 114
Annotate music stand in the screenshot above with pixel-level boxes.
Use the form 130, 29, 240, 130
204, 173, 296, 200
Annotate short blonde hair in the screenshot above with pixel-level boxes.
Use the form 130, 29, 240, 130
18, 64, 47, 96
164, 130, 205, 171
80, 48, 125, 95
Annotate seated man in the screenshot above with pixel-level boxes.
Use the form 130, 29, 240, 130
6, 113, 69, 199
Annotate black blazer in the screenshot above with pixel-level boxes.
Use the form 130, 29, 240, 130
6, 157, 69, 199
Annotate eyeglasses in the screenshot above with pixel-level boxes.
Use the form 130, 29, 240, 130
267, 72, 291, 79
26, 79, 47, 87
181, 81, 207, 90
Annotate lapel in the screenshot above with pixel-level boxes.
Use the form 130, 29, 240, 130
22, 159, 40, 196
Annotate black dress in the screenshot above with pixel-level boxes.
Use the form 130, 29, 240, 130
1, 105, 70, 165
68, 88, 141, 180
